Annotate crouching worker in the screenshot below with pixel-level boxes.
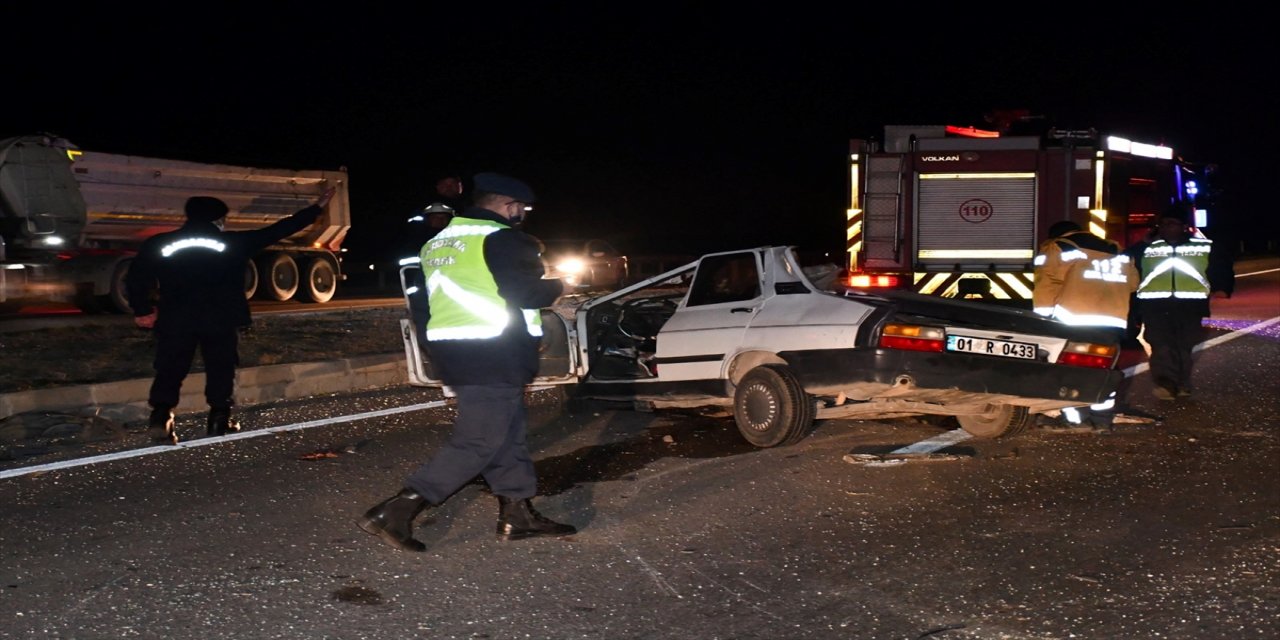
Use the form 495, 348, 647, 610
1032, 220, 1138, 429
358, 172, 576, 552
126, 188, 335, 444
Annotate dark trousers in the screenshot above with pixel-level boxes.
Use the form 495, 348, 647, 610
1142, 307, 1204, 391
149, 326, 239, 409
406, 384, 536, 504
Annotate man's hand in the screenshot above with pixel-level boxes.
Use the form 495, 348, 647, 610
134, 312, 157, 329
317, 187, 337, 209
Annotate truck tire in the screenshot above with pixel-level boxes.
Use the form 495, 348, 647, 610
956, 404, 1033, 439
259, 253, 299, 301
103, 259, 133, 314
244, 258, 259, 300
732, 364, 814, 447
300, 255, 338, 303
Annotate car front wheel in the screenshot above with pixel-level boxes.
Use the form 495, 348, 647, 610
732, 364, 815, 447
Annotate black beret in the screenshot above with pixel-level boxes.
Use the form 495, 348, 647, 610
185, 196, 229, 221
473, 172, 536, 203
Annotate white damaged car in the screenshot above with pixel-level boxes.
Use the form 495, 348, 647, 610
400, 246, 1123, 448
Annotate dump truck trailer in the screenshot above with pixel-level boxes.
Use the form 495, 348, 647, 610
0, 133, 350, 313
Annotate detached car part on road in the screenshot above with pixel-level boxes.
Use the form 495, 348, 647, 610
399, 246, 1123, 447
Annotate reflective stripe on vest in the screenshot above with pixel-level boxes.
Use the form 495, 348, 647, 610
160, 237, 226, 256
421, 221, 543, 340
1136, 239, 1212, 300
1048, 305, 1127, 329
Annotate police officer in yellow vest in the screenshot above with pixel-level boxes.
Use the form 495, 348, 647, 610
1033, 220, 1139, 428
359, 172, 576, 552
1135, 204, 1234, 400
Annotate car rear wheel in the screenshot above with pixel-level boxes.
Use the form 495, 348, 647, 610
732, 364, 814, 447
956, 404, 1033, 438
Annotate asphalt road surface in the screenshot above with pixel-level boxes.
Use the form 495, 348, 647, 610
0, 263, 1276, 639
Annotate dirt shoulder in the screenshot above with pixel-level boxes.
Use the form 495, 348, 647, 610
0, 307, 406, 394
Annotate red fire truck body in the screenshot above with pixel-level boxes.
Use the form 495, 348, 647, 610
845, 125, 1197, 301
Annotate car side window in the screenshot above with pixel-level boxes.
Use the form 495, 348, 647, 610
687, 253, 761, 306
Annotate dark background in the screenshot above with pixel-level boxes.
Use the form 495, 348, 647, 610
5, 7, 1273, 273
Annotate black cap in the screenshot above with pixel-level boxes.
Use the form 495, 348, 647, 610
185, 196, 229, 221
473, 172, 535, 203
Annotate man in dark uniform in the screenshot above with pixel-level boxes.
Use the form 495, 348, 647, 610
1135, 203, 1234, 400
359, 172, 576, 552
126, 188, 335, 444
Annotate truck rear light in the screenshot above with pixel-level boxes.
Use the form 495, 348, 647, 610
1057, 341, 1118, 369
879, 323, 945, 352
849, 274, 900, 288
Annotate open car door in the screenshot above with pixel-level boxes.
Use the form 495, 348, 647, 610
397, 264, 577, 389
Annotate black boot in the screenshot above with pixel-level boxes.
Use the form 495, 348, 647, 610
148, 405, 177, 445
358, 488, 429, 552
496, 496, 577, 541
207, 407, 240, 436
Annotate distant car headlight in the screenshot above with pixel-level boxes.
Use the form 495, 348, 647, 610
41, 236, 65, 247
556, 257, 586, 275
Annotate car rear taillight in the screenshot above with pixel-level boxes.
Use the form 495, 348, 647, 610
1057, 341, 1118, 369
849, 274, 900, 288
879, 323, 945, 352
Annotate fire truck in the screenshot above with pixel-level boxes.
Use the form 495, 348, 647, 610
844, 123, 1205, 302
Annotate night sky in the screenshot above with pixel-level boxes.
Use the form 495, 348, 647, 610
6, 8, 1272, 268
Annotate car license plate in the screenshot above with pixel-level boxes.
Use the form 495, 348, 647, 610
946, 334, 1037, 360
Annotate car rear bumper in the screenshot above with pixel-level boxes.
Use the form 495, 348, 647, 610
782, 347, 1123, 405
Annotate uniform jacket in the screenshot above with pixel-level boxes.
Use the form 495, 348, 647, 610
423, 206, 563, 386
1032, 230, 1138, 329
125, 205, 321, 332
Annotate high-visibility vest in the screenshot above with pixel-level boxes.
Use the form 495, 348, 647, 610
1136, 238, 1212, 300
420, 220, 543, 341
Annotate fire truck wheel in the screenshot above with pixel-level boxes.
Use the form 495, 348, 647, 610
300, 255, 338, 303
259, 253, 299, 301
732, 364, 815, 448
956, 404, 1033, 439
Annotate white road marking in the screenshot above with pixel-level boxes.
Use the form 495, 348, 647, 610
1237, 267, 1279, 277
0, 400, 449, 480
1127, 314, 1280, 378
